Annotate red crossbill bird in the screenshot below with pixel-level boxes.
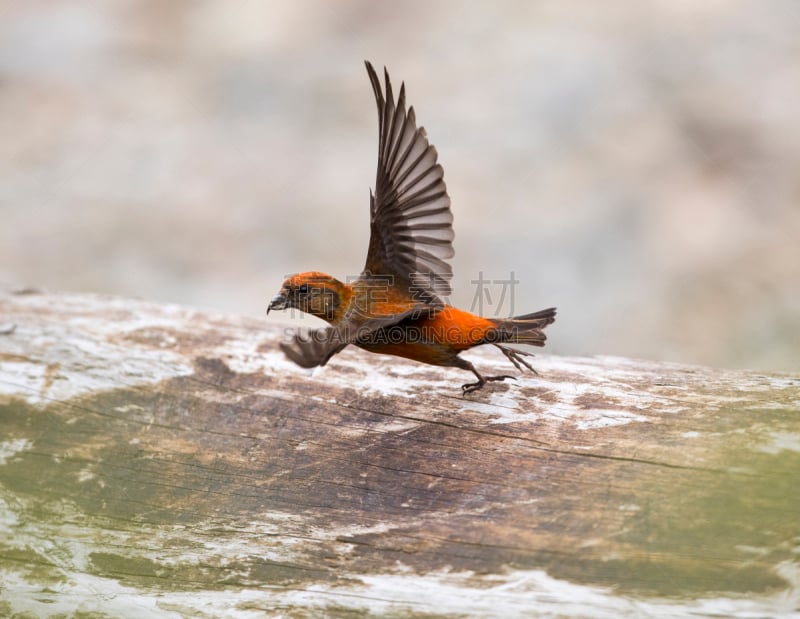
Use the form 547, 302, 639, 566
268, 61, 556, 393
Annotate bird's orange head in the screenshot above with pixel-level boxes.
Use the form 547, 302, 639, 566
267, 271, 351, 323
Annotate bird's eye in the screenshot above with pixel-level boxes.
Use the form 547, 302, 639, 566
297, 283, 310, 294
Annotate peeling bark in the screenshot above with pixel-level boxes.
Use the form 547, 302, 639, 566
1, 289, 799, 618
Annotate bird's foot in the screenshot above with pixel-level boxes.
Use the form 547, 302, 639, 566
461, 374, 516, 394
494, 344, 538, 374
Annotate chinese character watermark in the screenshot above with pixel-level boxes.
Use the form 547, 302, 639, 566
469, 271, 519, 317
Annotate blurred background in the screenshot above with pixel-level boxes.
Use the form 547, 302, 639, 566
1, 1, 798, 371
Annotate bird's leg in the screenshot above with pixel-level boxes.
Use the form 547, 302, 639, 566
454, 357, 515, 394
494, 344, 538, 375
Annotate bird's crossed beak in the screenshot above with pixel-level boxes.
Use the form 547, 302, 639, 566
267, 290, 289, 314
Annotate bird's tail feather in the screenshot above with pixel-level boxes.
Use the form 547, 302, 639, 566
493, 307, 556, 346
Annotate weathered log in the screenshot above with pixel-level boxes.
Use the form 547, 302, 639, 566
1, 288, 798, 618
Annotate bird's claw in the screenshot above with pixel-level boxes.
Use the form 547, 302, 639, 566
461, 374, 516, 394
494, 344, 538, 374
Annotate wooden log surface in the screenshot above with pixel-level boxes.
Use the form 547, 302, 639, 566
1, 288, 799, 618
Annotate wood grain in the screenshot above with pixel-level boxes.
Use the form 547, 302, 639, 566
1, 289, 798, 618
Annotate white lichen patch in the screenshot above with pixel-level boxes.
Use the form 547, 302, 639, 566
452, 355, 674, 429
574, 411, 648, 430
0, 497, 19, 527
758, 431, 800, 455
0, 362, 48, 399
459, 399, 511, 418
0, 293, 197, 403
326, 351, 459, 398
3, 563, 799, 619
213, 337, 288, 376
0, 438, 32, 465
77, 467, 95, 483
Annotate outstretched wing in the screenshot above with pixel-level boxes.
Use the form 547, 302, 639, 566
280, 328, 348, 369
362, 61, 454, 301
280, 306, 431, 369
